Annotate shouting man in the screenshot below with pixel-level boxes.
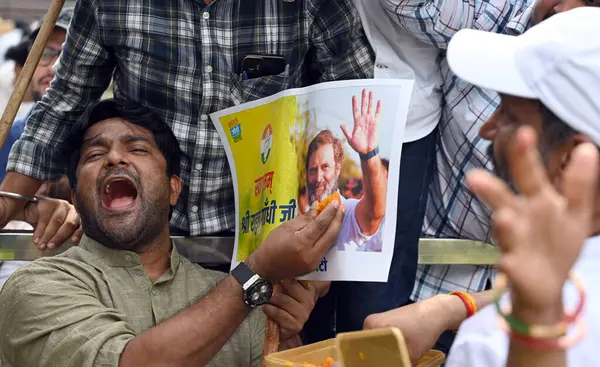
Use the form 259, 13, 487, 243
0, 99, 343, 367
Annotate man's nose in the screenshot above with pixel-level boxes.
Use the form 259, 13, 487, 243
479, 111, 499, 141
317, 169, 324, 182
104, 148, 129, 167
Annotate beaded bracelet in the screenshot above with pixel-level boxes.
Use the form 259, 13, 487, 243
494, 272, 586, 339
498, 315, 587, 350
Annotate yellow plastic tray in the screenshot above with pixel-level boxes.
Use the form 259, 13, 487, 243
265, 328, 445, 367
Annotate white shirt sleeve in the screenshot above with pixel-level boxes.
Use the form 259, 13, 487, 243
446, 305, 508, 367
334, 198, 372, 251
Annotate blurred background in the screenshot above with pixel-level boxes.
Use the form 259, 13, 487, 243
0, 0, 76, 23
0, 0, 112, 115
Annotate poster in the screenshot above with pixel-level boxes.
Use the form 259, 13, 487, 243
211, 80, 413, 281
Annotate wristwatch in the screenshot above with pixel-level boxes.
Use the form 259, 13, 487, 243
231, 262, 273, 308
359, 146, 380, 161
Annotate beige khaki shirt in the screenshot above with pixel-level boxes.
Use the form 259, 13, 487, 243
0, 236, 266, 367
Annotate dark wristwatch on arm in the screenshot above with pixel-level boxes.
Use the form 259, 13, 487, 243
231, 262, 273, 308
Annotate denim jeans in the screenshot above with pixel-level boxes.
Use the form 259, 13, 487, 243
302, 127, 438, 342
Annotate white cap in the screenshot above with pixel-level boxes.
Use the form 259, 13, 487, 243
447, 7, 600, 146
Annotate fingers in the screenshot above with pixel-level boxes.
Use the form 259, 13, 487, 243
467, 169, 519, 211
295, 201, 340, 246
564, 143, 599, 219
264, 284, 309, 340
32, 202, 67, 250
491, 207, 523, 254
310, 201, 345, 257
352, 95, 359, 120
374, 100, 382, 121
300, 280, 331, 298
367, 90, 374, 116
281, 279, 317, 305
509, 126, 552, 196
26, 200, 80, 251
46, 205, 81, 249
262, 304, 300, 340
286, 202, 319, 231
72, 225, 84, 244
361, 88, 368, 116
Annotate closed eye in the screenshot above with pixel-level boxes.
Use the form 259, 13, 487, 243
86, 152, 104, 161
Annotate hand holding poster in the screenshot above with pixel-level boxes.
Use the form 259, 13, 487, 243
211, 80, 413, 281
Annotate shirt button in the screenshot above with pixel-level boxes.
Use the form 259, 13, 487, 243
124, 255, 132, 262
202, 12, 210, 20
195, 163, 203, 171
205, 65, 213, 73
201, 114, 208, 121
151, 289, 157, 295
191, 205, 199, 213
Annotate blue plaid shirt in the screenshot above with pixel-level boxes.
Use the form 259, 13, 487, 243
8, 0, 374, 236
382, 0, 534, 301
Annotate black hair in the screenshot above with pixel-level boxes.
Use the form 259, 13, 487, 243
4, 39, 31, 67
63, 99, 181, 190
14, 20, 30, 34
538, 102, 578, 152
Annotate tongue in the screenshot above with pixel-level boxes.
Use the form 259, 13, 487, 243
109, 196, 135, 209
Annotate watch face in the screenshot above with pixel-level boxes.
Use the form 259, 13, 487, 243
245, 279, 273, 307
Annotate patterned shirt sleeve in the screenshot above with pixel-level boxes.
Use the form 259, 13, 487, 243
381, 0, 531, 49
7, 0, 116, 180
308, 0, 375, 82
0, 263, 135, 367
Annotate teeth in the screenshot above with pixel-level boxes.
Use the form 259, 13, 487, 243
105, 183, 111, 194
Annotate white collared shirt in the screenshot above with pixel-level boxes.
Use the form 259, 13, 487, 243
353, 0, 443, 143
447, 236, 600, 367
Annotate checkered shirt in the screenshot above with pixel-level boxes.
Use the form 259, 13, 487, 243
382, 0, 533, 301
8, 0, 374, 236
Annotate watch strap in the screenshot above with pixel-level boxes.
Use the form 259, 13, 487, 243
231, 262, 256, 290
359, 146, 379, 161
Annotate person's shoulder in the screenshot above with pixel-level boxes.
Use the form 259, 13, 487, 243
1, 246, 105, 292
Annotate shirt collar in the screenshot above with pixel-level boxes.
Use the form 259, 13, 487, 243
78, 235, 181, 273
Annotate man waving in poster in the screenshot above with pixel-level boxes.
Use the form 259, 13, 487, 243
306, 89, 387, 252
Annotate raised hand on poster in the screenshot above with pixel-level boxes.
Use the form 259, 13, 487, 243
341, 88, 381, 155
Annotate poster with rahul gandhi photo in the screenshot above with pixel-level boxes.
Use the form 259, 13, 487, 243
211, 79, 413, 281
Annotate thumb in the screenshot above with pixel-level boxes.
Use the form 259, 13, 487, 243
340, 124, 351, 141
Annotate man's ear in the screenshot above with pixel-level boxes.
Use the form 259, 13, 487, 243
169, 175, 182, 206
553, 134, 593, 191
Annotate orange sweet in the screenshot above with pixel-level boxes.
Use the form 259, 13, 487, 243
322, 357, 335, 367
316, 192, 341, 212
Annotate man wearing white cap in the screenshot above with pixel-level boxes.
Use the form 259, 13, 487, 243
379, 0, 597, 355
443, 7, 600, 366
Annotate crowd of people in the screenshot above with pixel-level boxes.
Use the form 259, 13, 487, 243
0, 0, 597, 366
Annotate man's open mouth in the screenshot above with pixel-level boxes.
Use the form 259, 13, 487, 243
102, 177, 138, 210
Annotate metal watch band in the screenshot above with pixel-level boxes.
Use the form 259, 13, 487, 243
359, 146, 380, 161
